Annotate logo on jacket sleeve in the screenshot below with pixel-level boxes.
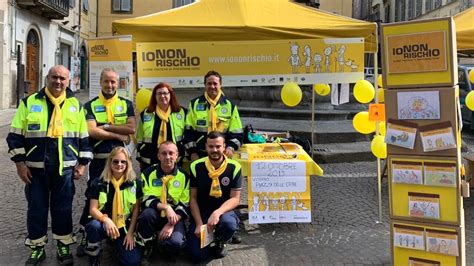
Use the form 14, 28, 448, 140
173, 180, 181, 188
221, 107, 228, 114
176, 113, 183, 120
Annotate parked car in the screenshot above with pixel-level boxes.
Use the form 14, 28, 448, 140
459, 64, 474, 129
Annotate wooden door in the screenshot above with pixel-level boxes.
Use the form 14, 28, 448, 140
26, 30, 40, 95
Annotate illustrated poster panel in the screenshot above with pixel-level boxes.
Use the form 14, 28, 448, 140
385, 121, 417, 149
426, 230, 459, 256
393, 225, 425, 250
249, 160, 310, 224
424, 163, 457, 187
397, 91, 440, 120
420, 126, 456, 152
392, 161, 423, 185
408, 193, 440, 220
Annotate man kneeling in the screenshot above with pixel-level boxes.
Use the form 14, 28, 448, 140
136, 141, 189, 258
188, 131, 242, 263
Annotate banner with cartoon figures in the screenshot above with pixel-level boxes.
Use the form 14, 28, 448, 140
88, 35, 133, 100
248, 160, 311, 224
136, 38, 364, 88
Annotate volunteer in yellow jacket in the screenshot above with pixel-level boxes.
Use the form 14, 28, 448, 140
188, 132, 242, 263
77, 68, 136, 256
84, 146, 142, 266
6, 65, 93, 266
184, 70, 243, 161
136, 83, 186, 170
136, 141, 190, 259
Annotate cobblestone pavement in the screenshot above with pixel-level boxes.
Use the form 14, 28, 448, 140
1, 93, 474, 265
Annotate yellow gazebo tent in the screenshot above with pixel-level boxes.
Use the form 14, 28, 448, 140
454, 7, 474, 55
112, 0, 377, 53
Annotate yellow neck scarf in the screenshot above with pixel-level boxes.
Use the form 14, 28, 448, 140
205, 156, 228, 198
98, 90, 118, 124
45, 88, 66, 138
160, 174, 174, 217
156, 106, 171, 147
204, 91, 222, 132
110, 176, 126, 229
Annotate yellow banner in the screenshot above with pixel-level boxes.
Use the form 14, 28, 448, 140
136, 38, 364, 88
88, 36, 133, 100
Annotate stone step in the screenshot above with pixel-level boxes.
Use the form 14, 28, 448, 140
241, 117, 371, 144
239, 104, 366, 121
312, 141, 375, 163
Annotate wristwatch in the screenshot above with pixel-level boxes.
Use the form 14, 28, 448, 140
103, 123, 110, 130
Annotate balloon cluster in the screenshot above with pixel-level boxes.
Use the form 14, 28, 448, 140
465, 70, 474, 111
352, 76, 387, 159
280, 83, 331, 107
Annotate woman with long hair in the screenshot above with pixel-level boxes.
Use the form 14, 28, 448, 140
136, 83, 186, 170
84, 147, 142, 265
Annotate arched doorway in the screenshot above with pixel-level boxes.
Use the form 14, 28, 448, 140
26, 29, 40, 95
80, 44, 88, 91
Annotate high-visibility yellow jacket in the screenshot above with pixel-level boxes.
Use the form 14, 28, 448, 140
184, 95, 243, 155
136, 108, 186, 165
141, 165, 190, 220
7, 88, 92, 171
84, 96, 134, 159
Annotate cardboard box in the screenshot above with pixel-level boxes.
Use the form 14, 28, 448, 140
462, 154, 474, 188
385, 87, 460, 157
391, 220, 465, 265
381, 17, 458, 89
388, 155, 462, 226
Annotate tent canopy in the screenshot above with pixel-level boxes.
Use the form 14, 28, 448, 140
454, 7, 474, 55
112, 0, 377, 53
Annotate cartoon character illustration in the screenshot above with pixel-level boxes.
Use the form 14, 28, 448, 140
323, 46, 334, 73
272, 197, 279, 211
390, 132, 409, 143
313, 53, 322, 73
399, 96, 437, 119
279, 195, 287, 210
288, 43, 301, 74
435, 137, 446, 148
252, 194, 260, 212
262, 195, 270, 211
303, 45, 312, 73
336, 45, 346, 72
290, 196, 298, 211
345, 59, 359, 72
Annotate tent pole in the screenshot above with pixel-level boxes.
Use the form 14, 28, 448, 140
374, 24, 382, 224
311, 86, 315, 159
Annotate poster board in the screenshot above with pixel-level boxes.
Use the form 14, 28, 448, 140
384, 87, 460, 157
88, 35, 134, 100
391, 220, 465, 265
247, 159, 311, 224
381, 17, 457, 89
136, 38, 364, 88
388, 156, 461, 225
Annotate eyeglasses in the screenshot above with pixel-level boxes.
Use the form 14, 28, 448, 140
112, 160, 128, 165
156, 92, 170, 96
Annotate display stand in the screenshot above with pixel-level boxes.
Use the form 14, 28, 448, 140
381, 17, 466, 265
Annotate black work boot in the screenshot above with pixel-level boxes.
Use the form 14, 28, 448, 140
56, 241, 73, 265
25, 246, 46, 266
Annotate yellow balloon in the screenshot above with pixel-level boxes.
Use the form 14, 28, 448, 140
466, 91, 474, 111
281, 82, 302, 107
378, 122, 386, 136
371, 135, 387, 159
377, 88, 385, 103
470, 70, 474, 84
313, 84, 330, 96
377, 75, 383, 88
136, 88, 152, 113
352, 111, 376, 134
354, 79, 375, 104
